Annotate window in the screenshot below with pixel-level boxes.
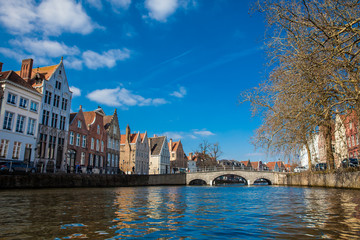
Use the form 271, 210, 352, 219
82, 136, 86, 148
357, 134, 359, 146
352, 135, 355, 148
53, 95, 60, 108
89, 153, 93, 166
0, 139, 9, 158
112, 139, 115, 149
12, 142, 21, 159
48, 136, 56, 159
101, 141, 104, 152
15, 115, 26, 133
96, 139, 99, 151
113, 126, 117, 134
51, 113, 58, 128
55, 81, 61, 90
350, 121, 353, 129
107, 153, 111, 166
91, 138, 94, 150
61, 98, 68, 110
77, 120, 81, 128
76, 134, 80, 146
30, 101, 38, 112
97, 125, 100, 134
81, 152, 85, 165
69, 132, 74, 145
38, 134, 47, 158
27, 118, 36, 135
3, 111, 14, 130
7, 92, 16, 104
44, 91, 52, 104
19, 97, 28, 108
59, 116, 66, 130
42, 110, 50, 126
108, 137, 112, 149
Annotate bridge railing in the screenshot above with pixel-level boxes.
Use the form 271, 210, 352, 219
191, 166, 275, 173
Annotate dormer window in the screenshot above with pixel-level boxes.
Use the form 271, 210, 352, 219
59, 70, 62, 75
77, 120, 81, 128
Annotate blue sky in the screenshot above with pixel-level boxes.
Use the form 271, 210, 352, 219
0, 0, 269, 161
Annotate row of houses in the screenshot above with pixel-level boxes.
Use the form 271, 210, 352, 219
217, 159, 291, 172
299, 111, 360, 169
0, 58, 190, 174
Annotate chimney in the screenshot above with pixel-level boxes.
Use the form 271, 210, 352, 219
189, 152, 193, 159
153, 134, 157, 137
169, 138, 173, 148
0, 62, 3, 72
20, 59, 33, 80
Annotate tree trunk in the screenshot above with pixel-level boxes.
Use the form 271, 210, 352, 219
305, 141, 312, 171
324, 115, 335, 170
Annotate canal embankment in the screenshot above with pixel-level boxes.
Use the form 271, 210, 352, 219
275, 170, 360, 189
0, 173, 186, 189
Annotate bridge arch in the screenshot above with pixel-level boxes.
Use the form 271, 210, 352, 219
211, 174, 248, 186
189, 179, 207, 185
253, 177, 272, 185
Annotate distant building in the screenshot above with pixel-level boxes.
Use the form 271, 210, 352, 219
187, 159, 197, 172
218, 159, 244, 169
240, 160, 252, 170
250, 161, 267, 171
149, 135, 170, 174
104, 109, 121, 174
266, 161, 286, 172
120, 125, 149, 174
0, 67, 42, 167
168, 139, 187, 173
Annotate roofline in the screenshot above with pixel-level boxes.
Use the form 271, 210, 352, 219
0, 79, 42, 97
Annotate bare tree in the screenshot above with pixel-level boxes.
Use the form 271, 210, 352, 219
243, 0, 360, 170
194, 140, 220, 168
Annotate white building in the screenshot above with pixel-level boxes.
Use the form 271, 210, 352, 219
149, 136, 170, 174
16, 58, 72, 173
299, 134, 319, 168
0, 67, 42, 167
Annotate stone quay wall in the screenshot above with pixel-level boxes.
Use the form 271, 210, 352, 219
0, 173, 186, 189
275, 171, 360, 189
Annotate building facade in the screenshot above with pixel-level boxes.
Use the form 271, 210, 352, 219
82, 107, 107, 174
17, 58, 72, 172
104, 109, 121, 174
168, 139, 187, 173
149, 136, 170, 174
67, 106, 88, 173
0, 69, 42, 168
120, 125, 149, 175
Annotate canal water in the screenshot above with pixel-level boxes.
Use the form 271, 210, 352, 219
0, 185, 359, 239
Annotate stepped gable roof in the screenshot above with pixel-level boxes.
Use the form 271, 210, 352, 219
69, 113, 77, 123
149, 136, 166, 155
120, 133, 138, 144
240, 160, 251, 166
251, 161, 262, 169
16, 63, 59, 81
0, 70, 38, 93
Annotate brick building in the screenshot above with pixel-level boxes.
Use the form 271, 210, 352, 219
67, 106, 88, 173
168, 139, 187, 173
104, 109, 121, 174
82, 107, 107, 174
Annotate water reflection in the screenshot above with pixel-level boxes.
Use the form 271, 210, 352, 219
0, 186, 359, 239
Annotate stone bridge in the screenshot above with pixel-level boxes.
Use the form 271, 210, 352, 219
186, 170, 284, 185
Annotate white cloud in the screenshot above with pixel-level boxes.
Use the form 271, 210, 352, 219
82, 48, 130, 69
87, 87, 168, 107
64, 57, 83, 70
193, 129, 215, 137
11, 38, 80, 58
144, 0, 197, 22
170, 86, 187, 98
145, 0, 178, 22
0, 0, 99, 36
162, 131, 184, 140
70, 86, 81, 97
